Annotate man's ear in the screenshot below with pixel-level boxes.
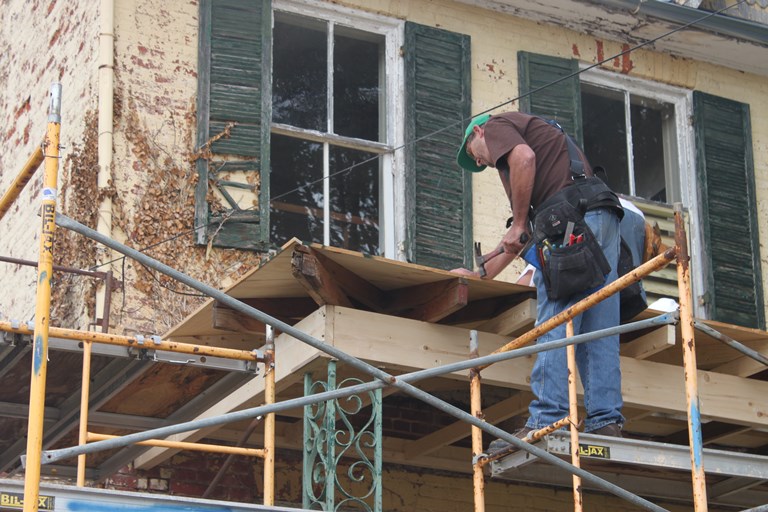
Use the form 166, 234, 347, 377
472, 124, 484, 137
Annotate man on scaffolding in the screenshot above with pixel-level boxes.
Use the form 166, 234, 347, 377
452, 112, 625, 448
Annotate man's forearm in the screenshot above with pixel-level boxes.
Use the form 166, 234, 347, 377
507, 145, 535, 228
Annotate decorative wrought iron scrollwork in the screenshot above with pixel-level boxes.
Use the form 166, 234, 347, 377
303, 361, 382, 511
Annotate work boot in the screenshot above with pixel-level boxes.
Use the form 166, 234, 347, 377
589, 423, 622, 437
487, 427, 534, 453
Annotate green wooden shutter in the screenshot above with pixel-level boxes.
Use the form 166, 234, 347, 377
693, 92, 764, 329
518, 52, 582, 146
195, 0, 272, 250
404, 23, 472, 270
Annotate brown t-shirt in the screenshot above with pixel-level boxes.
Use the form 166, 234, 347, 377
483, 112, 592, 209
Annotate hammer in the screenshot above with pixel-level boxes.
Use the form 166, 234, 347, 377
474, 233, 531, 277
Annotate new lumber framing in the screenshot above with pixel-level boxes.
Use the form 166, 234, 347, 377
137, 305, 768, 471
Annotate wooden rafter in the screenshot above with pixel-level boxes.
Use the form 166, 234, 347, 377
407, 391, 533, 459
212, 302, 267, 333
291, 244, 473, 322
291, 245, 354, 308
711, 339, 768, 377
620, 325, 676, 360
310, 249, 387, 311
476, 298, 536, 336
239, 297, 319, 322
393, 278, 470, 322
212, 297, 318, 332
440, 294, 534, 325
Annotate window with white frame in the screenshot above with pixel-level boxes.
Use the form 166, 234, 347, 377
579, 71, 691, 206
269, 3, 401, 256
580, 71, 702, 309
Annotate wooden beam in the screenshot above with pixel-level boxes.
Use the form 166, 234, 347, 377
407, 391, 533, 459
291, 245, 354, 308
476, 299, 536, 336
326, 306, 768, 428
133, 326, 325, 470
704, 425, 754, 446
310, 249, 388, 311
397, 279, 469, 323
139, 305, 768, 471
440, 294, 534, 326
660, 421, 755, 447
239, 297, 319, 322
711, 340, 768, 377
620, 325, 676, 360
212, 297, 319, 332
212, 303, 267, 333
708, 476, 765, 499
385, 278, 465, 312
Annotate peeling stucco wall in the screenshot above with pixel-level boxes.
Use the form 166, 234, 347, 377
0, 0, 99, 327
107, 0, 262, 336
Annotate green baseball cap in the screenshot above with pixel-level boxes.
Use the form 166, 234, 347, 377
456, 113, 491, 172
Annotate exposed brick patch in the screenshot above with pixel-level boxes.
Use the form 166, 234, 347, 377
130, 55, 161, 70
169, 481, 208, 496
13, 97, 30, 120
620, 43, 634, 74
106, 473, 138, 490
48, 27, 63, 48
4, 126, 16, 144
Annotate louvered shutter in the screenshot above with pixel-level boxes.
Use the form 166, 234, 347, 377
693, 92, 764, 329
404, 23, 472, 270
518, 52, 582, 147
195, 0, 272, 250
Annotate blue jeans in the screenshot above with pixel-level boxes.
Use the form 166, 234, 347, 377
527, 207, 624, 432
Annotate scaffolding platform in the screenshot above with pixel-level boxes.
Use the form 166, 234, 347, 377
0, 479, 307, 512
491, 431, 768, 507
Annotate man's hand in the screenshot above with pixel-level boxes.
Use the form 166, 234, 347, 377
501, 223, 529, 254
450, 267, 480, 278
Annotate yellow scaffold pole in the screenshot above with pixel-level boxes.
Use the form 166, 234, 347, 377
566, 320, 582, 511
469, 330, 485, 512
263, 326, 276, 506
23, 83, 62, 512
0, 144, 44, 222
674, 203, 708, 510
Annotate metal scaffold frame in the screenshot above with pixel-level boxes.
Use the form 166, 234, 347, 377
4, 84, 766, 512
40, 214, 675, 512
2, 85, 281, 512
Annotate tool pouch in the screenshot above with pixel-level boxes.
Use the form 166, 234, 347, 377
533, 200, 610, 300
